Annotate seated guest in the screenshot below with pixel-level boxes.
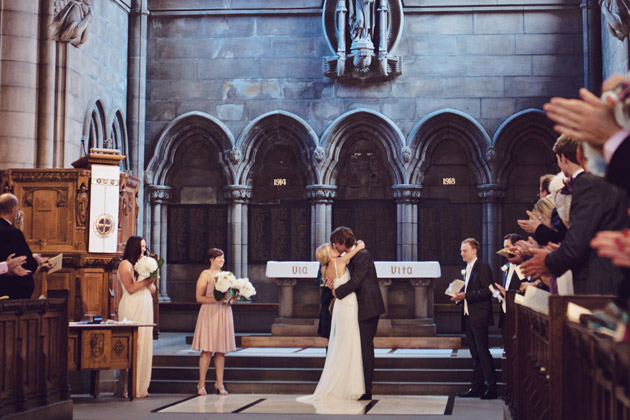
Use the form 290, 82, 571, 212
520, 136, 629, 294
0, 194, 38, 299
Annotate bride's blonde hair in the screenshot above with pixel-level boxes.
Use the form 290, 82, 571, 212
315, 243, 331, 266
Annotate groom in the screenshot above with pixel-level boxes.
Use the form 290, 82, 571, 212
330, 226, 385, 400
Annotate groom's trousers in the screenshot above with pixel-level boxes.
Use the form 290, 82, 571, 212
359, 315, 379, 395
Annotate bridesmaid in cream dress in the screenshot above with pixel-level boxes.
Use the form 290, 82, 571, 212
117, 236, 156, 398
192, 248, 237, 396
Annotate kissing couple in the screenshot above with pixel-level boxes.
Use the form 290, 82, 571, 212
298, 226, 386, 402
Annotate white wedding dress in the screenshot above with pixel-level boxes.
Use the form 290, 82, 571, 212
297, 263, 364, 402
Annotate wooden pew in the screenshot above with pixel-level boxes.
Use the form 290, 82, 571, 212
504, 292, 629, 420
0, 297, 71, 419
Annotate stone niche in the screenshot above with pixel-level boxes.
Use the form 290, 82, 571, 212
322, 0, 404, 81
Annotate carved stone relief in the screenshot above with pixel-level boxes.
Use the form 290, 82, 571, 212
51, 0, 93, 48
322, 0, 403, 81
600, 0, 630, 40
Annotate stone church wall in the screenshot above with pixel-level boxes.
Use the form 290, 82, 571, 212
145, 1, 585, 303
0, 0, 130, 169
145, 0, 584, 154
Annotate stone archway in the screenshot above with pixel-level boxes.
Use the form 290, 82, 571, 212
145, 111, 235, 301
492, 109, 558, 238
407, 109, 494, 301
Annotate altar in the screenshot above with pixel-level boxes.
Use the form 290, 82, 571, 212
266, 261, 441, 336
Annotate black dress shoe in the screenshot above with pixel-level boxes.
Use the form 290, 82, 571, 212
480, 387, 498, 400
457, 388, 484, 398
358, 394, 372, 400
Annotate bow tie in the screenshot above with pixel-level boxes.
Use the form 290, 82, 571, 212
559, 177, 574, 195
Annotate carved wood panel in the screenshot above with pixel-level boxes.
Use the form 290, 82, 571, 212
80, 329, 111, 369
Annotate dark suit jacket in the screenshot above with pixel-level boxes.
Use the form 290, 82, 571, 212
498, 264, 521, 329
335, 248, 386, 321
534, 208, 567, 246
0, 218, 37, 299
545, 172, 629, 295
607, 135, 630, 198
461, 259, 494, 331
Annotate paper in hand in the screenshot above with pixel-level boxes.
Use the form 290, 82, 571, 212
47, 254, 63, 274
496, 248, 515, 258
445, 279, 465, 297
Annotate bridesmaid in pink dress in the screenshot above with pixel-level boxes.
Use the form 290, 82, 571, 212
192, 248, 236, 395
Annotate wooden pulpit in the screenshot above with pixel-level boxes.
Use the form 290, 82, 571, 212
0, 152, 140, 322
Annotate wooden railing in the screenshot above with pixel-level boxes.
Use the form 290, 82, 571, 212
0, 296, 71, 418
504, 291, 630, 420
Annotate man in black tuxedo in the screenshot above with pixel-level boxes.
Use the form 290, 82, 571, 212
331, 226, 385, 401
520, 136, 629, 294
496, 233, 525, 345
0, 193, 38, 299
451, 237, 497, 400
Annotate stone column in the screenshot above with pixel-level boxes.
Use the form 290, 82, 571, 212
128, 0, 149, 231
581, 0, 602, 94
306, 184, 337, 255
392, 185, 422, 261
37, 0, 55, 168
149, 185, 172, 302
224, 185, 252, 278
410, 279, 433, 318
274, 278, 297, 318
378, 278, 392, 318
478, 184, 506, 273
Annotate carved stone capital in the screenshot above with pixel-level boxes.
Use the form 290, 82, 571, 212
378, 279, 393, 287
224, 185, 253, 203
274, 278, 298, 287
148, 185, 173, 203
392, 184, 422, 204
306, 184, 337, 204
477, 184, 506, 203
410, 279, 432, 287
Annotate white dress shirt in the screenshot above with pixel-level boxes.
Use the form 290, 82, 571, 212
463, 258, 477, 316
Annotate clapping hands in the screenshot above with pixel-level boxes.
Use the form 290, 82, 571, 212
590, 229, 630, 268
6, 253, 30, 276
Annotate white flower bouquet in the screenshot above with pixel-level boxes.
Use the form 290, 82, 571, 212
134, 256, 164, 280
213, 271, 256, 303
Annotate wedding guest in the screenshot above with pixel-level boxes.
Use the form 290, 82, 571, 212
451, 238, 497, 400
495, 233, 525, 345
0, 193, 39, 299
520, 135, 629, 294
192, 248, 236, 396
538, 174, 555, 199
117, 236, 155, 398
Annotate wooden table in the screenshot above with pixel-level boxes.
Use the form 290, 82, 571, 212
68, 323, 153, 400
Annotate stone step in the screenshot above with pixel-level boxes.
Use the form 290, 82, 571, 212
240, 336, 462, 349
151, 366, 482, 382
153, 354, 503, 370
148, 379, 505, 396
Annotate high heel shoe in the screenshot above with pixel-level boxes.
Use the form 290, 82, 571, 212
214, 384, 228, 395
197, 385, 207, 396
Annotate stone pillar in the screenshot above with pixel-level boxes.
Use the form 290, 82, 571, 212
274, 278, 297, 317
581, 0, 602, 94
378, 279, 392, 318
392, 185, 422, 261
478, 184, 506, 274
149, 185, 172, 302
37, 0, 55, 168
306, 184, 337, 255
128, 0, 149, 231
410, 279, 433, 318
224, 185, 252, 278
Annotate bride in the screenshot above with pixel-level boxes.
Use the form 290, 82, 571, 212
297, 240, 366, 402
